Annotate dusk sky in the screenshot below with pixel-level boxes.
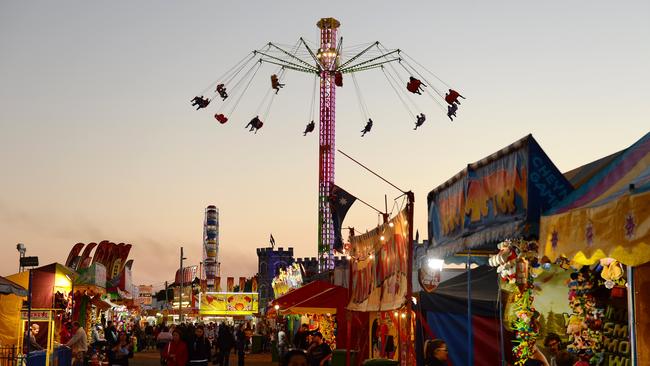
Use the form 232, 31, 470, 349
1, 1, 648, 288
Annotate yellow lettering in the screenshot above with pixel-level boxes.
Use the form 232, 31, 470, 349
607, 355, 629, 366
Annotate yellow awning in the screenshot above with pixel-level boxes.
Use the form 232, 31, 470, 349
540, 187, 650, 266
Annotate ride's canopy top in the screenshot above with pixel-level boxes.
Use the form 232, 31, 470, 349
428, 134, 573, 260
540, 132, 650, 266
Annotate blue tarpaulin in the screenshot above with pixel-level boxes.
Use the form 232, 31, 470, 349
420, 266, 507, 366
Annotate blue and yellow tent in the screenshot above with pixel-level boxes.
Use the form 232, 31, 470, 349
539, 132, 650, 266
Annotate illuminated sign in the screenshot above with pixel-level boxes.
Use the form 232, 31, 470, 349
272, 263, 303, 297
199, 292, 258, 315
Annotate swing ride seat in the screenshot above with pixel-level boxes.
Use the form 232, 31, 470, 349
445, 90, 461, 105
214, 114, 228, 124
406, 81, 419, 93
335, 72, 343, 87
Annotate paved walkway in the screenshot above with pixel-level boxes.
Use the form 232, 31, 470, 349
131, 349, 275, 366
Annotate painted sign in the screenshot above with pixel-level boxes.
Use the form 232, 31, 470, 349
137, 285, 153, 306
272, 263, 303, 298
21, 310, 51, 321
428, 135, 572, 257
348, 209, 409, 312
199, 292, 259, 315
76, 263, 107, 288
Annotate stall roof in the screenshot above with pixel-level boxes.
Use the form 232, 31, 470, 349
0, 276, 27, 297
563, 150, 625, 189
428, 134, 573, 259
540, 132, 650, 265
269, 280, 348, 315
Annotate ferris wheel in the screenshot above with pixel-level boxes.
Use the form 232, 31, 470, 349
191, 18, 464, 270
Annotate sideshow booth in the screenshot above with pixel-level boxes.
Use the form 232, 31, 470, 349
1, 263, 76, 366
539, 131, 650, 365
426, 134, 572, 365
268, 280, 359, 350
422, 133, 649, 366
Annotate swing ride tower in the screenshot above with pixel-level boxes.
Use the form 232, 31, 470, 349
195, 18, 458, 273
316, 17, 340, 271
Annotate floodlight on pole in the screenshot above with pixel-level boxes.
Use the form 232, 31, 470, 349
17, 243, 26, 272
427, 258, 444, 271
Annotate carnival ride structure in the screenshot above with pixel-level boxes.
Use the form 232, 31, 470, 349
192, 18, 463, 270
204, 205, 220, 291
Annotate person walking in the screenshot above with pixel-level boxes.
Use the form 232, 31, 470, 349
235, 325, 246, 366
163, 330, 188, 366
105, 321, 118, 346
306, 332, 331, 366
66, 321, 89, 366
188, 325, 211, 366
277, 326, 288, 359
110, 331, 133, 366
157, 326, 173, 365
424, 339, 448, 366
293, 324, 310, 350
217, 323, 234, 366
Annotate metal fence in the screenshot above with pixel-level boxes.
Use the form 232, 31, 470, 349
0, 346, 19, 366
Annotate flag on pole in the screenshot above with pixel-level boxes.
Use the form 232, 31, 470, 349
270, 234, 276, 248
330, 185, 357, 252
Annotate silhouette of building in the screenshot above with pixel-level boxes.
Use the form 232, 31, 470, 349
256, 247, 295, 310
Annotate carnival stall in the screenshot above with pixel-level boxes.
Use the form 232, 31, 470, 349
347, 208, 412, 365
0, 276, 28, 346
426, 135, 574, 366
1, 263, 76, 366
538, 132, 650, 366
268, 280, 351, 349
72, 263, 107, 328
199, 292, 259, 317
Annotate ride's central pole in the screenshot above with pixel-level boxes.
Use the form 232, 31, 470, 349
317, 17, 340, 272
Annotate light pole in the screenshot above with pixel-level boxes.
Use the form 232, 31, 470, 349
179, 247, 187, 323
17, 243, 26, 272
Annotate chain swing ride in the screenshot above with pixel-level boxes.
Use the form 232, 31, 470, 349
191, 18, 464, 270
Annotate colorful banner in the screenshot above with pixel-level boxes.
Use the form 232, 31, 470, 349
272, 263, 303, 298
540, 132, 650, 266
75, 263, 107, 288
370, 312, 399, 360
520, 268, 572, 341
239, 277, 246, 292
428, 135, 572, 258
348, 209, 409, 312
227, 277, 234, 292
137, 285, 153, 306
199, 292, 259, 315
